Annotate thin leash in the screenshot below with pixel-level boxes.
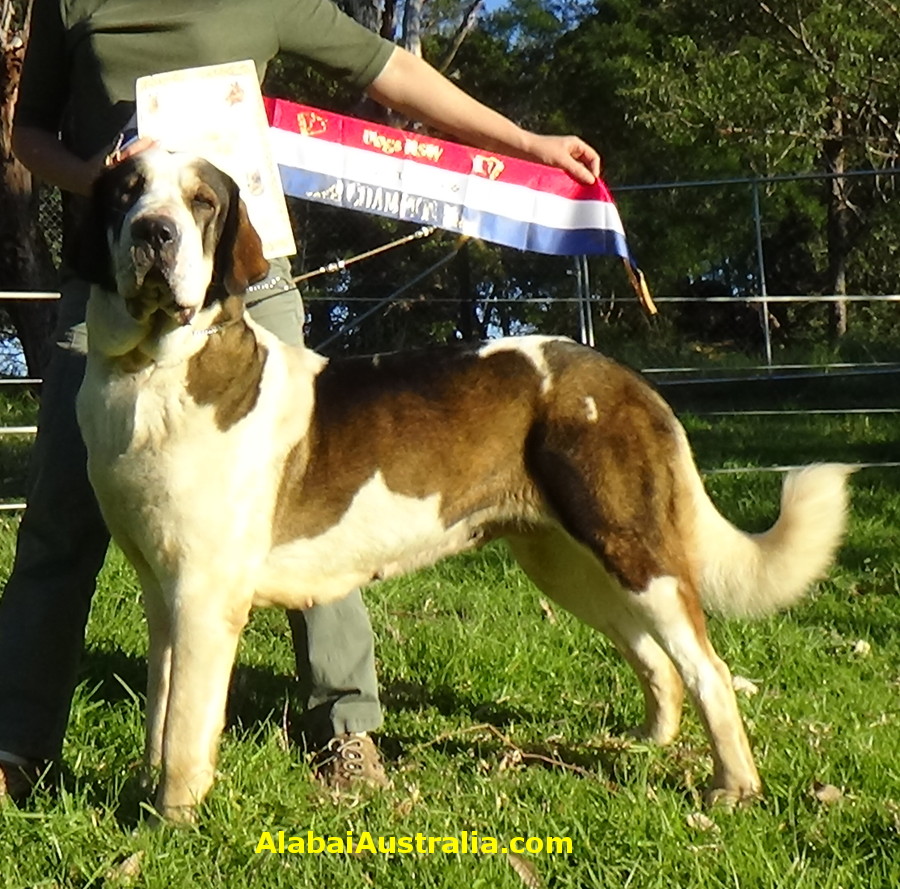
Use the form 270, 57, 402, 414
243, 224, 439, 311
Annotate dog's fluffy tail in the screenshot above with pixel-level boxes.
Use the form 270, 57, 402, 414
684, 452, 853, 619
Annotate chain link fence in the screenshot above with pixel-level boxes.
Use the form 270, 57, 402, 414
0, 168, 896, 506
13, 169, 900, 381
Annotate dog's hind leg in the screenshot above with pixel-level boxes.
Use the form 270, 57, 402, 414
620, 573, 760, 805
603, 622, 684, 745
508, 528, 760, 804
153, 584, 251, 822
507, 529, 684, 744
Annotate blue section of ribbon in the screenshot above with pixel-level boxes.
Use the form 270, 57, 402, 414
278, 166, 632, 260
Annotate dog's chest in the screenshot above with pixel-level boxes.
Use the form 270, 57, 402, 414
82, 361, 174, 450
78, 360, 244, 502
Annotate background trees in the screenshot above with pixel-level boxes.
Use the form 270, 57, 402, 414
2, 0, 899, 364
620, 0, 900, 338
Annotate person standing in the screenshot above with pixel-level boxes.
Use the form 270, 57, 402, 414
0, 0, 600, 803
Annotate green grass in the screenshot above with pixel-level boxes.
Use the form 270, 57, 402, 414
1, 407, 899, 888
0, 389, 39, 504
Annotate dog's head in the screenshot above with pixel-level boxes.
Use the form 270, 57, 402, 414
74, 147, 270, 325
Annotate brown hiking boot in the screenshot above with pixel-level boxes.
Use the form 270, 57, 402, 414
0, 756, 45, 805
312, 732, 390, 793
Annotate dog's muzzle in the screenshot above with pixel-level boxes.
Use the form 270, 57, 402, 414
125, 214, 195, 324
130, 214, 180, 280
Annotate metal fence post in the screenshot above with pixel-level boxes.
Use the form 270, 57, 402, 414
751, 179, 774, 367
574, 254, 595, 348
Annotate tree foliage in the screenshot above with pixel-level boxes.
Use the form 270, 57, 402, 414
3, 0, 899, 363
621, 0, 900, 336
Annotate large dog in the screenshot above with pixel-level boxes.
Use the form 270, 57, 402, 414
74, 147, 850, 822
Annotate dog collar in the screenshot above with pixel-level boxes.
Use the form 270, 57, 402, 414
193, 323, 229, 338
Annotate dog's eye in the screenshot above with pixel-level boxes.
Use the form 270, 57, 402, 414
192, 193, 216, 213
113, 174, 145, 210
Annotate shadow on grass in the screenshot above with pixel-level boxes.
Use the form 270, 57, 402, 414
375, 677, 700, 800
689, 422, 900, 470
665, 371, 900, 415
69, 648, 301, 825
73, 648, 703, 819
78, 649, 626, 751
78, 647, 300, 730
380, 678, 533, 727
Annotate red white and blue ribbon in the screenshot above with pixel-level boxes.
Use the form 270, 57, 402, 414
265, 97, 654, 312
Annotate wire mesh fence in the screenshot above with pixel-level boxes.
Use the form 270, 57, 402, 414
20, 167, 900, 368
0, 165, 896, 508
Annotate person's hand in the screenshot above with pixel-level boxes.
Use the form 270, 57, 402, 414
103, 134, 156, 169
520, 133, 603, 185
88, 133, 157, 190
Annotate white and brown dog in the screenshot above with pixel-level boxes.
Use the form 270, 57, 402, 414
74, 147, 851, 821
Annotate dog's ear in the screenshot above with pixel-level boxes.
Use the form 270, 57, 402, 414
213, 180, 270, 296
67, 171, 118, 291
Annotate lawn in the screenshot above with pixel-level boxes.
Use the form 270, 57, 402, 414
0, 401, 898, 888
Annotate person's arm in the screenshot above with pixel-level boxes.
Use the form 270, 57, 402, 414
12, 125, 101, 196
12, 125, 155, 196
366, 47, 601, 185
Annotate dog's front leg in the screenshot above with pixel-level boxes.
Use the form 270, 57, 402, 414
154, 593, 250, 823
112, 541, 172, 782
143, 586, 172, 773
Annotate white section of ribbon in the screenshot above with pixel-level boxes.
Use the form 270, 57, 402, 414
269, 127, 625, 235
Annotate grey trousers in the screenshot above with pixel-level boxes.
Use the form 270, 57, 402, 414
0, 260, 382, 760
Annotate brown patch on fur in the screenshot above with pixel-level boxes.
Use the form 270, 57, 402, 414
532, 342, 696, 593
272, 337, 698, 597
272, 345, 546, 543
679, 576, 709, 639
205, 165, 270, 296
185, 297, 268, 430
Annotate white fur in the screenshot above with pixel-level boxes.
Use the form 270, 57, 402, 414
111, 149, 214, 314
255, 471, 484, 608
478, 335, 569, 392
677, 426, 853, 618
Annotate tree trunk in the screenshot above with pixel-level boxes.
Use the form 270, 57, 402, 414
380, 0, 396, 40
823, 97, 849, 341
340, 0, 396, 123
0, 0, 57, 378
438, 0, 484, 74
339, 0, 381, 33
402, 0, 424, 57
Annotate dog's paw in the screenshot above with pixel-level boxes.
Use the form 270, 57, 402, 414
624, 723, 679, 747
703, 784, 762, 811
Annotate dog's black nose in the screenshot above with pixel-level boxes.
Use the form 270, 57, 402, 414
131, 215, 178, 252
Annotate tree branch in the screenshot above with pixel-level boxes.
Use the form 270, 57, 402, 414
437, 0, 484, 74
757, 1, 832, 73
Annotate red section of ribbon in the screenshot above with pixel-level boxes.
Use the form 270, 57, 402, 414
264, 97, 614, 204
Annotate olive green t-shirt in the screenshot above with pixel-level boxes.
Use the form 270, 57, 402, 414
15, 0, 395, 158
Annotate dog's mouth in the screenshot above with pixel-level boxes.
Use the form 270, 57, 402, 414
124, 258, 196, 326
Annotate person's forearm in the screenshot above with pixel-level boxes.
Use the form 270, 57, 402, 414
366, 48, 600, 184
366, 48, 532, 157
11, 124, 103, 196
